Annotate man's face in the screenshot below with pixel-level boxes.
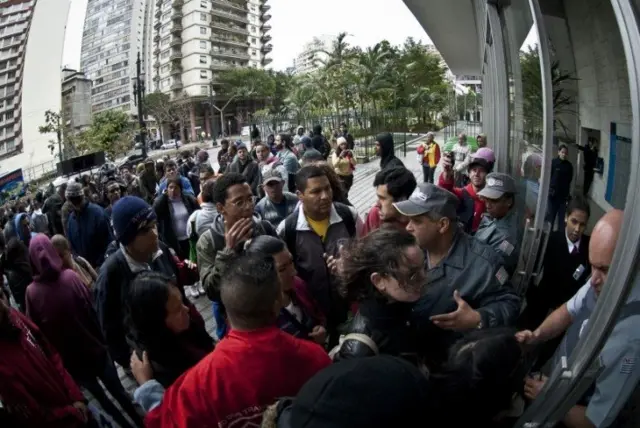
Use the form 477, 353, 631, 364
130, 220, 159, 256
275, 135, 284, 149
468, 166, 487, 188
298, 176, 332, 219
256, 145, 269, 162
219, 183, 254, 224
121, 168, 131, 180
165, 164, 178, 178
297, 128, 304, 136
426, 134, 434, 143
107, 184, 121, 204
406, 214, 446, 250
565, 209, 588, 243
458, 134, 466, 144
375, 141, 381, 156
376, 185, 402, 222
221, 142, 229, 151
477, 136, 486, 148
559, 148, 568, 160
483, 196, 510, 219
20, 216, 31, 236
340, 125, 346, 133
264, 180, 284, 200
237, 148, 248, 161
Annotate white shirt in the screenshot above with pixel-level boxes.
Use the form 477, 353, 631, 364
566, 232, 581, 254
285, 301, 303, 323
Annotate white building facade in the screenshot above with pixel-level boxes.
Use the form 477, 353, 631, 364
291, 35, 332, 75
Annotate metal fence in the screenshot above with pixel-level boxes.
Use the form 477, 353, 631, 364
252, 110, 440, 162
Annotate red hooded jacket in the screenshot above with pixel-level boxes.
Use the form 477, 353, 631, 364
145, 326, 331, 427
438, 173, 486, 232
0, 309, 86, 427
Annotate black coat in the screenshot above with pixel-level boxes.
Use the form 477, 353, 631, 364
228, 159, 261, 196
153, 193, 199, 256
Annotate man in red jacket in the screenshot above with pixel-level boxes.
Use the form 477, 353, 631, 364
0, 291, 90, 427
131, 253, 331, 427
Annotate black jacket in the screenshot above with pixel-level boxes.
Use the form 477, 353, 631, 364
228, 159, 261, 196
549, 157, 573, 199
153, 193, 199, 255
93, 242, 183, 368
335, 298, 420, 364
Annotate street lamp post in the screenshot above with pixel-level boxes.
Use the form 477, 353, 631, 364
132, 52, 147, 158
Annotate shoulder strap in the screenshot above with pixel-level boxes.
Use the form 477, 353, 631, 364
284, 211, 299, 262
334, 202, 356, 237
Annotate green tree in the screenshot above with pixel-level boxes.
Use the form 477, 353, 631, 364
78, 110, 133, 159
144, 92, 173, 141
38, 110, 64, 159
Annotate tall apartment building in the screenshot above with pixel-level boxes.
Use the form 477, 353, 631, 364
152, 0, 272, 139
80, 0, 154, 116
61, 68, 92, 132
292, 35, 332, 75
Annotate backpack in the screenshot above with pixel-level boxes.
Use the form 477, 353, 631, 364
457, 188, 475, 234
283, 202, 356, 262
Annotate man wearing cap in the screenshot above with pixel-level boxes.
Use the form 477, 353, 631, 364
394, 183, 520, 367
475, 172, 521, 275
255, 169, 298, 227
439, 154, 488, 234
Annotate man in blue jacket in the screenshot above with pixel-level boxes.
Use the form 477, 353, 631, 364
65, 181, 113, 268
156, 159, 195, 196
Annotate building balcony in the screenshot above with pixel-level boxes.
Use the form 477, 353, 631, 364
156, 0, 162, 7
261, 13, 271, 22
154, 20, 161, 30
153, 75, 160, 82
170, 36, 182, 47
210, 22, 248, 36
211, 34, 249, 48
260, 4, 270, 11
210, 8, 249, 25
154, 34, 160, 42
170, 80, 183, 91
173, 0, 184, 7
211, 49, 250, 61
155, 8, 161, 18
211, 0, 248, 13
261, 57, 273, 66
261, 24, 271, 32
154, 47, 161, 55
154, 61, 160, 68
172, 10, 183, 20
170, 64, 182, 75
261, 44, 272, 53
210, 62, 237, 71
171, 23, 183, 32
170, 51, 183, 61
261, 34, 271, 43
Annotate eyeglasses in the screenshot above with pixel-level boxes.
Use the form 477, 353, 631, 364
229, 198, 254, 208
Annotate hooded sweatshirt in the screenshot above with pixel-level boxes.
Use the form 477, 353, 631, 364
14, 212, 36, 247
378, 133, 405, 171
0, 308, 86, 428
25, 234, 107, 378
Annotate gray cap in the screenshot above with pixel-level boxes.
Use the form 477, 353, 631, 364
262, 168, 284, 184
477, 172, 517, 199
65, 180, 83, 198
393, 183, 459, 219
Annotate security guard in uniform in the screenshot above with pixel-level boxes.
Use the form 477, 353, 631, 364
394, 183, 521, 368
475, 172, 521, 275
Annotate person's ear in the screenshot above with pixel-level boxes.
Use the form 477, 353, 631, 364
216, 202, 225, 216
370, 272, 386, 293
296, 190, 303, 201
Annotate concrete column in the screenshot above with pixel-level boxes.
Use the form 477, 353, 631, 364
204, 107, 211, 137
189, 104, 197, 142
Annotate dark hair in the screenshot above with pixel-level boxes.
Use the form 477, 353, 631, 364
566, 194, 591, 218
200, 164, 215, 175
339, 228, 419, 302
558, 144, 568, 152
296, 165, 328, 193
220, 254, 280, 329
433, 328, 524, 425
165, 159, 178, 169
244, 235, 285, 256
278, 133, 293, 150
166, 176, 183, 190
221, 139, 230, 146
228, 145, 238, 156
373, 167, 417, 201
181, 149, 192, 159
201, 179, 216, 204
212, 172, 247, 205
315, 163, 348, 205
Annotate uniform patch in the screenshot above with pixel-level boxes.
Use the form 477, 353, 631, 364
621, 357, 637, 374
496, 266, 509, 285
498, 240, 515, 256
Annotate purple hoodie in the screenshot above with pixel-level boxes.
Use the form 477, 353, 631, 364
25, 234, 107, 377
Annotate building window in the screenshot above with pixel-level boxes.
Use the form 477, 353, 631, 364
161, 50, 170, 59
200, 26, 207, 34
250, 26, 255, 33
250, 5, 255, 10
161, 78, 170, 88
200, 70, 208, 79
252, 49, 257, 55
200, 12, 207, 21
199, 55, 207, 64
251, 37, 256, 44
200, 40, 207, 49
161, 64, 169, 73
200, 85, 209, 95
161, 37, 170, 46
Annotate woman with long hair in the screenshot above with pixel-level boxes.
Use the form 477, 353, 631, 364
333, 228, 425, 362
245, 235, 326, 345
126, 271, 214, 387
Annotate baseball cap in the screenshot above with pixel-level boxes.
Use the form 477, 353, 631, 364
393, 183, 458, 219
467, 157, 490, 172
262, 169, 284, 184
477, 172, 517, 200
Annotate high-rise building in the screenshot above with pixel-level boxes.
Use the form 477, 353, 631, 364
61, 68, 92, 133
292, 35, 333, 75
80, 0, 154, 116
151, 0, 272, 140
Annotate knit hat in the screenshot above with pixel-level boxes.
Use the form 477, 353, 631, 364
65, 181, 83, 198
301, 148, 324, 164
236, 141, 248, 151
111, 196, 157, 246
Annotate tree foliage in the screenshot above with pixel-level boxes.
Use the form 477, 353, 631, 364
76, 110, 134, 159
216, 67, 276, 100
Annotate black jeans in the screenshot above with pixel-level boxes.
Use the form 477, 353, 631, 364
583, 171, 594, 196
339, 174, 354, 197
422, 165, 435, 183
546, 196, 567, 231
76, 353, 143, 428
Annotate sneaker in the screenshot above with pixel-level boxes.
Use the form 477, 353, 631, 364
197, 283, 205, 296
185, 285, 196, 298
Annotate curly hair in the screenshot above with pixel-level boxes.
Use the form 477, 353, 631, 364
338, 228, 420, 302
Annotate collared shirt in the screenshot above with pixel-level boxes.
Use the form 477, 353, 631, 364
120, 244, 164, 274
567, 233, 581, 254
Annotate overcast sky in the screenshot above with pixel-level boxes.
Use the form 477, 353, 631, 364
63, 0, 537, 71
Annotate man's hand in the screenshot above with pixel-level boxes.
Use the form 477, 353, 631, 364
430, 290, 481, 331
309, 325, 327, 345
324, 253, 341, 276
130, 350, 153, 385
524, 374, 548, 401
224, 217, 253, 250
441, 155, 453, 179
72, 401, 89, 423
515, 329, 542, 346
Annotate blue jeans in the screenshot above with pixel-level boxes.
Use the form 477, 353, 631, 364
212, 301, 228, 340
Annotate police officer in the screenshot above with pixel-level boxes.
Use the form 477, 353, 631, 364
475, 172, 521, 275
517, 209, 640, 427
393, 183, 521, 367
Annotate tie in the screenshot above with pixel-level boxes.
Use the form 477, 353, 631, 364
571, 246, 579, 255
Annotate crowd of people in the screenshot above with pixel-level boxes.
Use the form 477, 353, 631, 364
0, 124, 636, 428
